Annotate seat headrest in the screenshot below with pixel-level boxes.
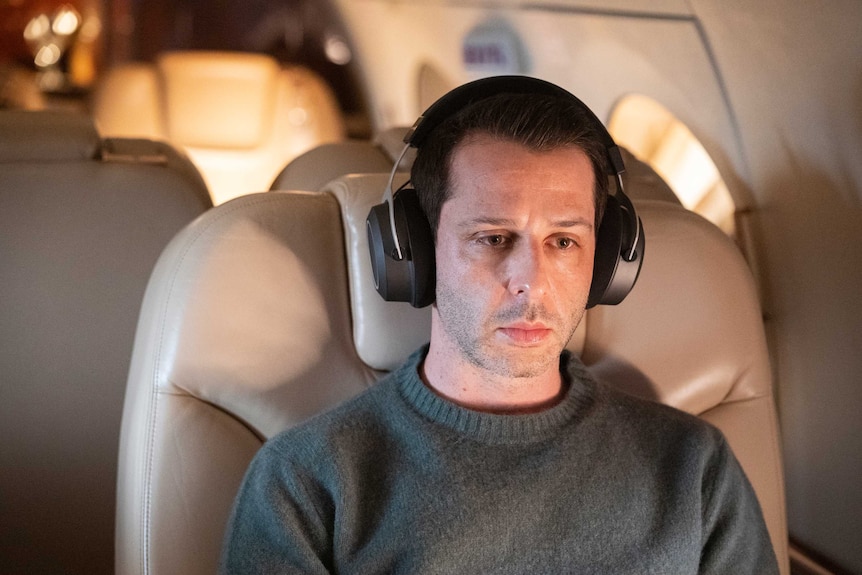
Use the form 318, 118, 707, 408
90, 63, 163, 141
324, 174, 432, 371
619, 147, 681, 204
270, 127, 418, 194
270, 141, 395, 192
0, 110, 100, 161
581, 200, 770, 414
373, 126, 415, 168
157, 51, 281, 149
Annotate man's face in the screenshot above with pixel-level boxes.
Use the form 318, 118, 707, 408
432, 133, 597, 380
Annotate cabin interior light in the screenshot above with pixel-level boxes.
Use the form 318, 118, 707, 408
324, 33, 352, 65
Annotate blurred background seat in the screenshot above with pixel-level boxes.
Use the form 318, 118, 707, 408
271, 126, 681, 208
115, 165, 786, 574
269, 126, 410, 192
91, 50, 346, 205
0, 109, 211, 574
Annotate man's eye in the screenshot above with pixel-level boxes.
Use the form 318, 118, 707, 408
556, 237, 577, 249
479, 234, 507, 246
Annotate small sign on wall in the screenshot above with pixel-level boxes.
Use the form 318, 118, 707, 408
462, 17, 530, 77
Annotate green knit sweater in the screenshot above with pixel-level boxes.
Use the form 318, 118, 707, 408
220, 347, 778, 574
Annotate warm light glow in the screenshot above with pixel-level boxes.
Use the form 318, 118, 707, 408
24, 15, 51, 42
609, 94, 736, 236
52, 6, 81, 36
324, 33, 352, 65
288, 107, 309, 126
35, 44, 62, 67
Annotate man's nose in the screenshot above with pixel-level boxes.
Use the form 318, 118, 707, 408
505, 241, 550, 297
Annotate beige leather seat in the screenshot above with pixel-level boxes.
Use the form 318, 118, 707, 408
0, 110, 211, 574
269, 127, 411, 192
116, 167, 788, 574
91, 51, 346, 205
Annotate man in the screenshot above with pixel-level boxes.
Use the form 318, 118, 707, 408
220, 78, 779, 573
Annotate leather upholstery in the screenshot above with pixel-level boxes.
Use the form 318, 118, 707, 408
116, 192, 372, 575
327, 174, 432, 370
0, 108, 100, 160
271, 127, 677, 207
0, 110, 211, 574
92, 51, 346, 204
116, 174, 787, 574
270, 140, 394, 192
270, 126, 414, 192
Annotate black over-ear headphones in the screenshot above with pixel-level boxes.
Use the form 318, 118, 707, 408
366, 75, 645, 309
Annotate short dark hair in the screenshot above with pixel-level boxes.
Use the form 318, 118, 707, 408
410, 92, 611, 235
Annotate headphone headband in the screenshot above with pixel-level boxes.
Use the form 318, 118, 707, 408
405, 76, 626, 176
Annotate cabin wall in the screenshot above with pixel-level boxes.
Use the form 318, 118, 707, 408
336, 0, 862, 572
338, 1, 750, 199
691, 1, 862, 572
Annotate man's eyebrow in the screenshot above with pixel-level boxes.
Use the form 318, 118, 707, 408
553, 218, 594, 230
458, 216, 516, 228
458, 216, 593, 230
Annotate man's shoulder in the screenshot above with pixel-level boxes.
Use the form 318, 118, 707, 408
589, 375, 728, 452
566, 354, 722, 441
267, 377, 394, 450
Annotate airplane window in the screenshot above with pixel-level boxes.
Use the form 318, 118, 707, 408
608, 94, 736, 237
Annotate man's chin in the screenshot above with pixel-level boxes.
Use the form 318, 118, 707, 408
475, 344, 562, 379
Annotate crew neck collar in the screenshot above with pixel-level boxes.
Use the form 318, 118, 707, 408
396, 346, 597, 445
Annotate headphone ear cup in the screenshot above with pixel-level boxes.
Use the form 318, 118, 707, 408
366, 188, 436, 308
397, 189, 436, 307
588, 194, 645, 308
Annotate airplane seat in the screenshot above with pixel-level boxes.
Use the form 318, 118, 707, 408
270, 126, 679, 210
269, 126, 413, 192
91, 50, 346, 205
0, 110, 212, 574
0, 63, 47, 110
619, 146, 681, 204
115, 168, 787, 574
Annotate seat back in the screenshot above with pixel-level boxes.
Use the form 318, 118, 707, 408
270, 128, 681, 206
0, 110, 211, 574
92, 51, 346, 204
116, 170, 786, 574
269, 126, 413, 192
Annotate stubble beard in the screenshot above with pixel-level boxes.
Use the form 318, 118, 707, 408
435, 281, 585, 379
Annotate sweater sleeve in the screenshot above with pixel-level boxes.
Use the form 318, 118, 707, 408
698, 433, 779, 575
219, 438, 335, 575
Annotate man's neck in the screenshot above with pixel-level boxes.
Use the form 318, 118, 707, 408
421, 339, 565, 414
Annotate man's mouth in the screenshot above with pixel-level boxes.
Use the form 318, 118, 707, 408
497, 323, 553, 345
